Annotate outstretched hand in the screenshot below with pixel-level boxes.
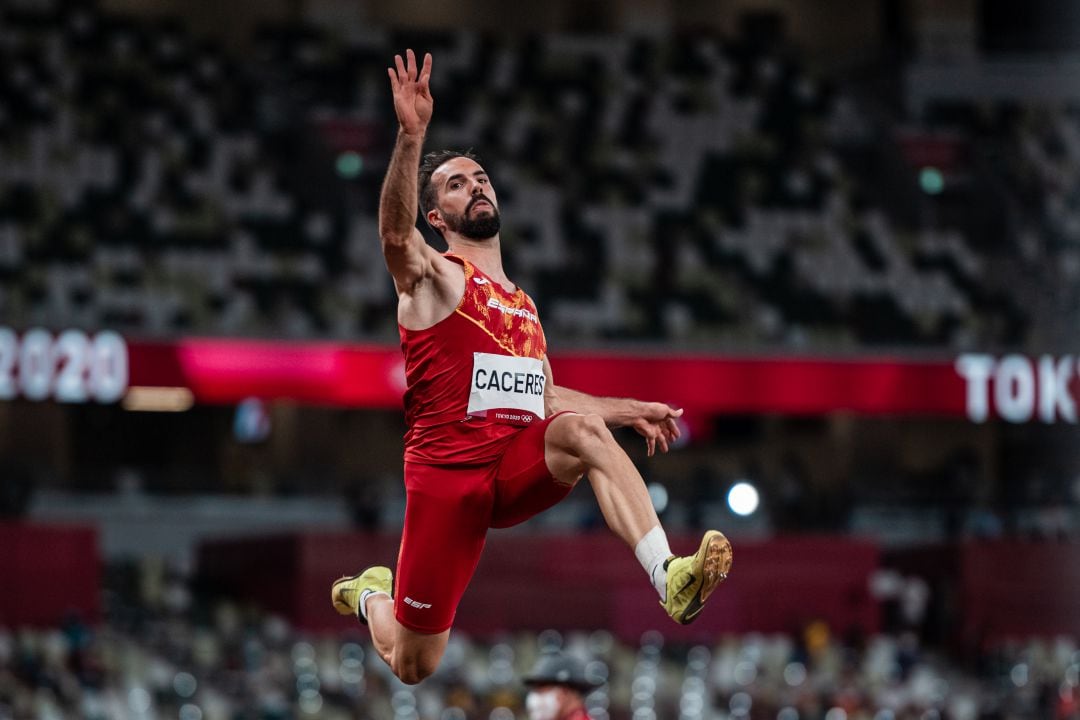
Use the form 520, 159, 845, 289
631, 403, 683, 457
387, 49, 432, 136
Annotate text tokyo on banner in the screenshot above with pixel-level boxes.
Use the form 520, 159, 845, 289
955, 353, 1080, 423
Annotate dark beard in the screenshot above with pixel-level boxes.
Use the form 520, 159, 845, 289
444, 203, 501, 240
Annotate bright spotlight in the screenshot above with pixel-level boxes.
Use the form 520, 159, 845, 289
335, 151, 364, 179
727, 482, 759, 517
919, 166, 944, 194
647, 482, 669, 514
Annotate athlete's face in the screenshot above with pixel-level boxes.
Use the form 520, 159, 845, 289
429, 156, 501, 240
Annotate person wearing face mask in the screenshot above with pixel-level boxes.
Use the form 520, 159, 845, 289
522, 650, 602, 720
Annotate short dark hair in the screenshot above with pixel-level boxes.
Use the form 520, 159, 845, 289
417, 149, 481, 228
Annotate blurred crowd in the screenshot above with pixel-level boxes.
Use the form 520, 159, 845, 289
3, 5, 1079, 718
1, 562, 1078, 720
2, 0, 1071, 349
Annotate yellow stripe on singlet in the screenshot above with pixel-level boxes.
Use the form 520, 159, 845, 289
453, 307, 521, 357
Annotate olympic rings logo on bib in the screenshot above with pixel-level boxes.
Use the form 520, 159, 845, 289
488, 409, 538, 425
467, 352, 546, 425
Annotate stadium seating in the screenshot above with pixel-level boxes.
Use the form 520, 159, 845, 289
0, 1, 1042, 348
3, 581, 1077, 720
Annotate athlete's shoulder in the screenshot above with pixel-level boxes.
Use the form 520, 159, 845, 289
396, 252, 466, 331
521, 288, 542, 312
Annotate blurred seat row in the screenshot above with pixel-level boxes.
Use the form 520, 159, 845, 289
2, 1, 1068, 348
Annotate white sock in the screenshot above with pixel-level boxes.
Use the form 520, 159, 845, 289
634, 525, 672, 600
358, 589, 390, 622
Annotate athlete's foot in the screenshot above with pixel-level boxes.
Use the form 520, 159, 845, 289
331, 565, 393, 625
661, 530, 733, 625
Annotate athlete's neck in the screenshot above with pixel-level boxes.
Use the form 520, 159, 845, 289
447, 235, 513, 290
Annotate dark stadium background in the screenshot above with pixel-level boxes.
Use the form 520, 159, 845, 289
1, 0, 1079, 718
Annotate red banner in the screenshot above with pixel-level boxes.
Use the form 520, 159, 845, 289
129, 339, 406, 408
126, 339, 969, 416
116, 340, 1080, 424
555, 353, 965, 416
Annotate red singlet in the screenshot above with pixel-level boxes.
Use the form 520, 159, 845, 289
394, 254, 575, 633
401, 254, 548, 463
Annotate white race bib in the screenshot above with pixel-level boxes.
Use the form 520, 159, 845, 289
467, 352, 546, 425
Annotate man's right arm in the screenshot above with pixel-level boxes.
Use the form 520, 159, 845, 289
380, 50, 440, 294
379, 129, 436, 293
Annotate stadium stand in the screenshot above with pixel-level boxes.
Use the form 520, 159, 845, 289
0, 0, 1041, 348
2, 2, 1079, 719
2, 571, 1078, 720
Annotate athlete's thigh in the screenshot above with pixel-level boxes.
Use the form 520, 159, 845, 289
397, 462, 495, 633
490, 411, 579, 529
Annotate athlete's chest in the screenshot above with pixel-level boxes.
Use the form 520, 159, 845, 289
457, 271, 545, 359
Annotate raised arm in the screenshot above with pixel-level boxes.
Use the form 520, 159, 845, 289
542, 357, 683, 456
380, 50, 441, 293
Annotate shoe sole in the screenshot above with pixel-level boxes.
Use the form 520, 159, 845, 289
680, 530, 733, 624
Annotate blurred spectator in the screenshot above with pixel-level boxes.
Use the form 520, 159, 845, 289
1, 560, 1077, 719
522, 649, 601, 720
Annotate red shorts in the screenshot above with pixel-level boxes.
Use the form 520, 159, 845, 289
395, 412, 574, 634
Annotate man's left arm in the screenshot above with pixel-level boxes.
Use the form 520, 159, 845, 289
542, 357, 682, 456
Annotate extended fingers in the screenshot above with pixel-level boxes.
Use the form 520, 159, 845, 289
391, 50, 429, 90
406, 48, 418, 80
419, 52, 432, 86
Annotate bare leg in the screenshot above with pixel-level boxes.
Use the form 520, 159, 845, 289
543, 412, 732, 625
364, 594, 449, 685
365, 594, 398, 667
544, 412, 660, 547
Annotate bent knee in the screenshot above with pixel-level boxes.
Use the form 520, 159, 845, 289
393, 666, 434, 686
564, 413, 612, 450
391, 652, 440, 685
546, 413, 613, 484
